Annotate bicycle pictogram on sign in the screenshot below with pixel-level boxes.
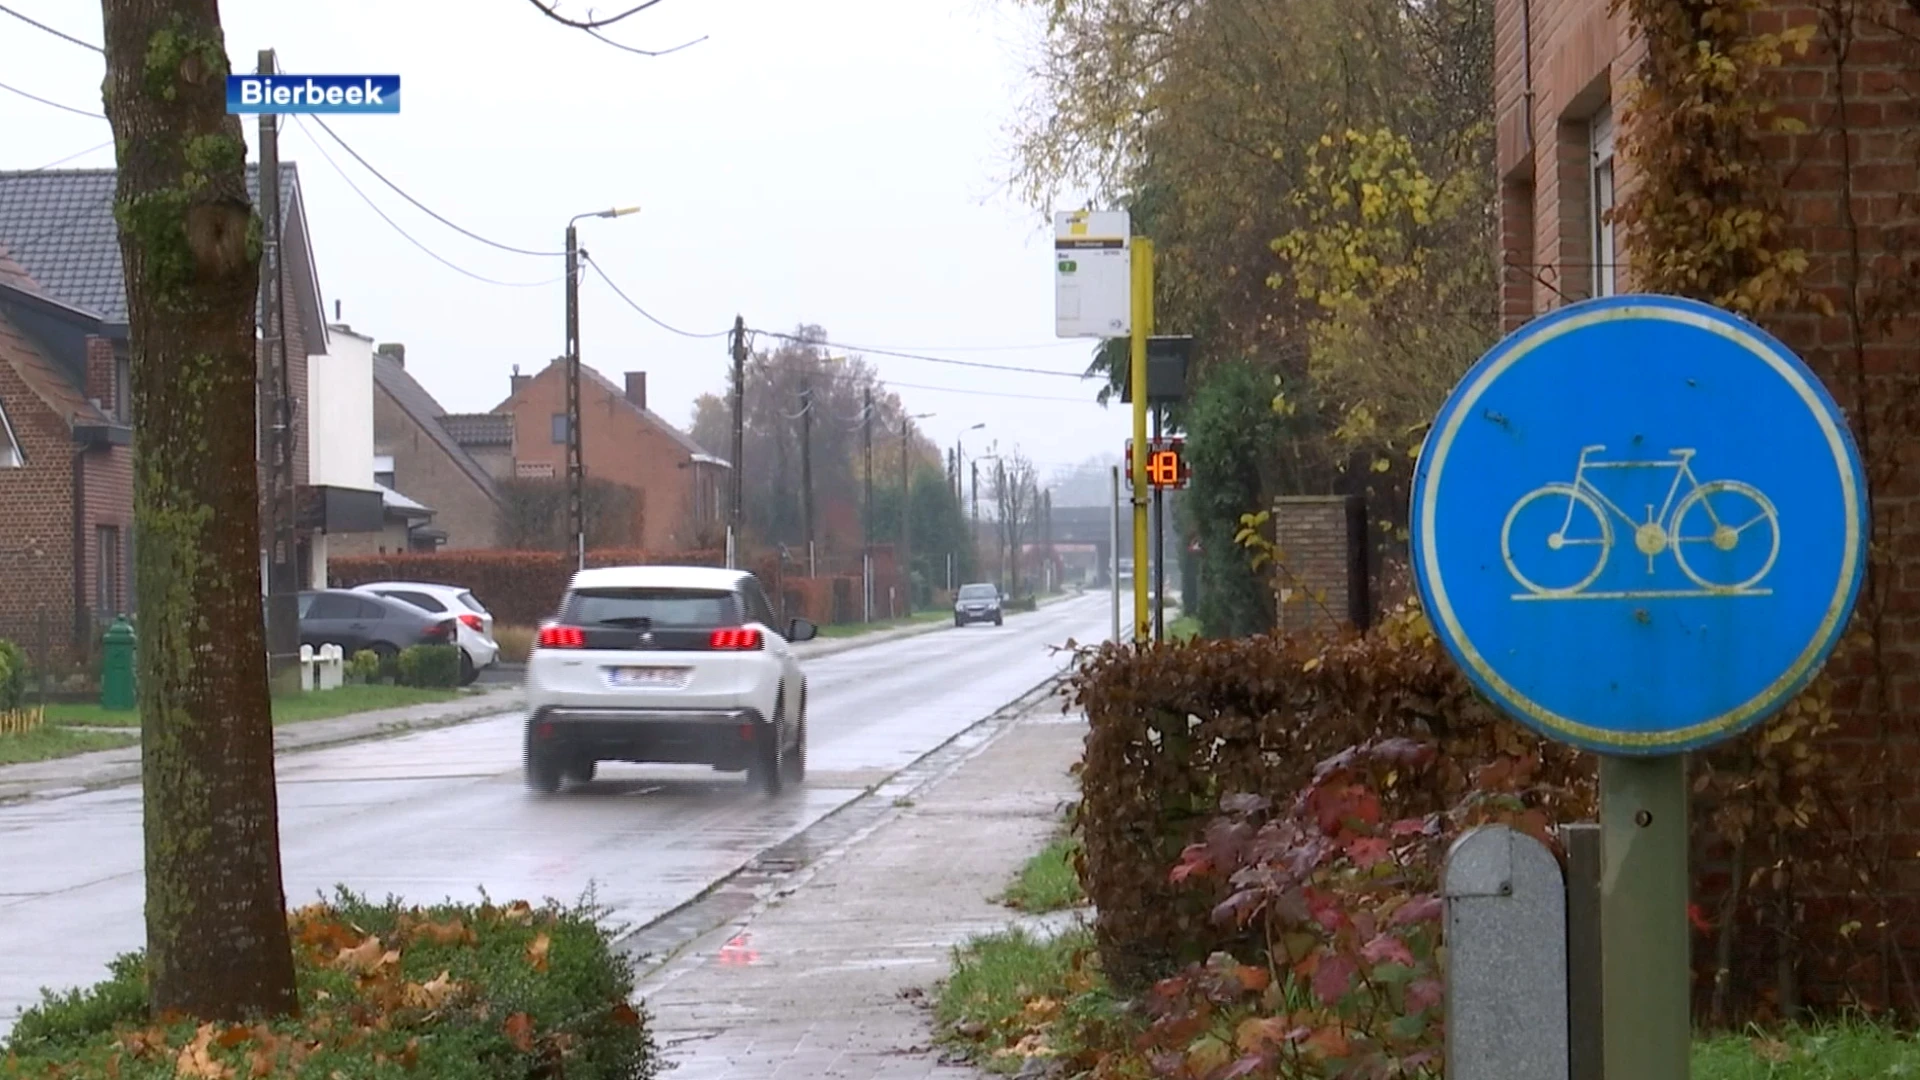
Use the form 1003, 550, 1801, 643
1500, 444, 1781, 600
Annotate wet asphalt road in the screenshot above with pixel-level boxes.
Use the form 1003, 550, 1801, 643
0, 594, 1111, 1033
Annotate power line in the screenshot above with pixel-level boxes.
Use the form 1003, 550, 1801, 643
291, 116, 562, 288
304, 115, 564, 257
526, 0, 672, 29
12, 140, 114, 173
0, 3, 102, 52
749, 328, 1090, 380
0, 78, 105, 119
582, 255, 734, 339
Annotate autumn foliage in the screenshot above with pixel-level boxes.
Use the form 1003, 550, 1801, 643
1, 891, 658, 1079
1062, 608, 1594, 989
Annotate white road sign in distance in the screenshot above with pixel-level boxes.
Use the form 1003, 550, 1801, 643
1055, 210, 1131, 339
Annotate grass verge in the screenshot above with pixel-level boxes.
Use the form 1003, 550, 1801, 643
1001, 834, 1085, 913
935, 926, 1126, 1075
817, 609, 951, 639
1693, 1019, 1920, 1078
0, 726, 138, 765
45, 684, 468, 730
2, 888, 660, 1080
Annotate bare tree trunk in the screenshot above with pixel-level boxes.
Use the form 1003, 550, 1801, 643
101, 0, 298, 1020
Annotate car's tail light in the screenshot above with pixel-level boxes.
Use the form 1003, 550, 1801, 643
459, 613, 484, 632
538, 624, 586, 649
424, 619, 455, 641
710, 627, 763, 650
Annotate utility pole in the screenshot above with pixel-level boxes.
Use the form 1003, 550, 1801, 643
1043, 489, 1054, 594
799, 379, 814, 576
863, 386, 874, 620
257, 48, 298, 693
899, 419, 911, 614
996, 457, 1009, 593
729, 315, 746, 567
970, 460, 980, 585
565, 222, 585, 571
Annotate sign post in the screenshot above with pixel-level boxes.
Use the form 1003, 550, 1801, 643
1411, 295, 1868, 1080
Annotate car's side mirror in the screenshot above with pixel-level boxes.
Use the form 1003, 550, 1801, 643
788, 618, 818, 643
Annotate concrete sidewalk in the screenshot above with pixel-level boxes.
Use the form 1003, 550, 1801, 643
0, 684, 523, 804
637, 689, 1088, 1079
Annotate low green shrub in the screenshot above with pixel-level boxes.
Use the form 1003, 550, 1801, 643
0, 637, 29, 710
397, 644, 461, 688
345, 648, 382, 685
2, 889, 659, 1079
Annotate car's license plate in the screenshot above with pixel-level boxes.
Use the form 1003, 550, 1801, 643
606, 666, 687, 689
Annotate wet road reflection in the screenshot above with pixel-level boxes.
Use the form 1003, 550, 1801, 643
0, 594, 1110, 1032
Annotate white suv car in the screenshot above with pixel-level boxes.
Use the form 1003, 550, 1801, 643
523, 565, 817, 796
351, 581, 499, 685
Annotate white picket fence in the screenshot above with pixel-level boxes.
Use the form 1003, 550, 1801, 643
299, 644, 345, 691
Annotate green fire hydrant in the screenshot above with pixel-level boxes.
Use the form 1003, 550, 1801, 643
100, 616, 136, 712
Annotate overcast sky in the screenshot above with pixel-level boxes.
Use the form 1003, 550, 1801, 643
1, 0, 1124, 484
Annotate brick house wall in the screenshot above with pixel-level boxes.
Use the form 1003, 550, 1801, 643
1497, 0, 1920, 1013
328, 384, 499, 555
1271, 495, 1370, 636
499, 364, 714, 553
77, 336, 132, 632
0, 336, 76, 667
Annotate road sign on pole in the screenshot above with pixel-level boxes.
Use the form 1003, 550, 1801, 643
1056, 210, 1131, 339
1411, 294, 1868, 1080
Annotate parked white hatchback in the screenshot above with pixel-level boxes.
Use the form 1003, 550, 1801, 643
522, 565, 817, 796
351, 580, 499, 685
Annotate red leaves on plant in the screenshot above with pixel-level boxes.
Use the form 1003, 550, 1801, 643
1170, 844, 1213, 884
1309, 953, 1357, 1005
1689, 903, 1714, 934
1361, 931, 1416, 967
1345, 836, 1393, 869
1303, 1024, 1352, 1060
1407, 978, 1444, 1013
610, 1002, 643, 1028
1390, 815, 1439, 838
1390, 895, 1444, 927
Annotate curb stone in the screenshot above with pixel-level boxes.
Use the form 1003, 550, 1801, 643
619, 674, 1071, 981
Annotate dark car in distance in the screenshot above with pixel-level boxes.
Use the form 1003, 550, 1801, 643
297, 589, 459, 661
953, 583, 1004, 627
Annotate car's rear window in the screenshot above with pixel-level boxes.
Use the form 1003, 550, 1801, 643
566, 588, 739, 628
958, 585, 997, 599
455, 590, 486, 614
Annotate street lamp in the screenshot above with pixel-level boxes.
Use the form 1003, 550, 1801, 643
564, 205, 640, 571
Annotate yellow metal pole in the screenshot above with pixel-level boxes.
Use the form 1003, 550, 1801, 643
1130, 237, 1154, 642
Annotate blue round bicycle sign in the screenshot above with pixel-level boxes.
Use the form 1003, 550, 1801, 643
1411, 294, 1867, 755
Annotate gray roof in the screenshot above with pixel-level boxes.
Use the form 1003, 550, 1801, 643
0, 164, 300, 325
440, 412, 513, 447
371, 352, 501, 504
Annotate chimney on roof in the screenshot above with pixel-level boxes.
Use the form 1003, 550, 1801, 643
376, 343, 405, 368
625, 372, 647, 411
510, 363, 529, 396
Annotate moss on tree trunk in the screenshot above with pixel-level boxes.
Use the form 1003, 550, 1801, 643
100, 0, 298, 1021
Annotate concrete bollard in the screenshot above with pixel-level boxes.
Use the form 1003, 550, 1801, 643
299, 644, 315, 692
1444, 824, 1570, 1080
318, 644, 344, 690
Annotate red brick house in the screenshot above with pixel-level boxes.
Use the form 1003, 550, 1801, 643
1494, 0, 1920, 1012
495, 360, 730, 552
0, 246, 133, 665
0, 163, 381, 666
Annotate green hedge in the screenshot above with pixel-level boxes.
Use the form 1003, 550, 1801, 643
0, 638, 27, 710
398, 644, 461, 688
3, 889, 659, 1079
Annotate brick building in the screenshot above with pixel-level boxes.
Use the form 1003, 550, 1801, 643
1495, 0, 1920, 1011
326, 346, 505, 556
0, 248, 133, 666
0, 163, 381, 663
495, 360, 730, 553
